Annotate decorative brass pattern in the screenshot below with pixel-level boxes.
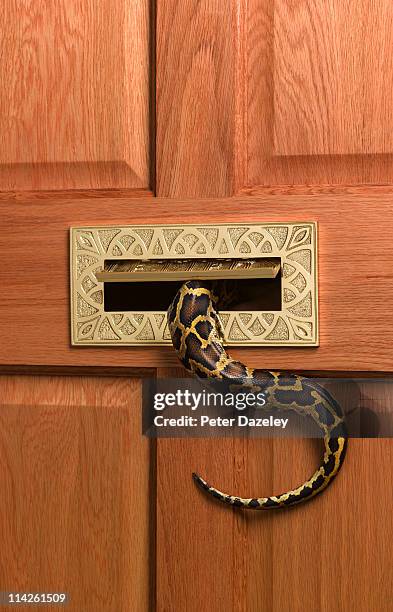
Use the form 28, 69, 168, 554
70, 222, 318, 346
97, 257, 280, 282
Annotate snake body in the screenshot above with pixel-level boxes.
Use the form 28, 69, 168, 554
167, 280, 347, 509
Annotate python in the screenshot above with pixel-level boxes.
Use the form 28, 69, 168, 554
167, 279, 347, 510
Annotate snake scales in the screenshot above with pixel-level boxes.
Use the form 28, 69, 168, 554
167, 279, 347, 509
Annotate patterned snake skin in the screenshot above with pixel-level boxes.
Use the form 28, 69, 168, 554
167, 280, 347, 509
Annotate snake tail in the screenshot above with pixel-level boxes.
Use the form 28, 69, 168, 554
167, 280, 348, 510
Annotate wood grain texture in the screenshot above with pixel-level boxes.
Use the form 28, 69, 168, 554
0, 0, 151, 190
0, 375, 152, 612
240, 184, 393, 196
273, 1, 393, 157
156, 0, 393, 192
156, 0, 243, 196
0, 194, 393, 371
4, 1, 393, 610
0, 188, 153, 201
157, 436, 244, 611
246, 0, 393, 187
156, 373, 393, 611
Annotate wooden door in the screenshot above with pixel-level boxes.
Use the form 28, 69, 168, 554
0, 2, 392, 611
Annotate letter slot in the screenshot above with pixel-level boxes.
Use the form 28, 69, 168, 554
70, 223, 317, 346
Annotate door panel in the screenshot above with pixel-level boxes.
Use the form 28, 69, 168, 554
157, 0, 393, 194
0, 375, 152, 611
0, 0, 152, 191
247, 0, 393, 187
268, 2, 392, 156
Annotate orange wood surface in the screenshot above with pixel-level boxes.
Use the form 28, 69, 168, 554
0, 375, 152, 612
0, 1, 393, 611
156, 1, 242, 197
0, 0, 152, 191
156, 0, 393, 192
247, 0, 393, 187
270, 2, 393, 157
0, 193, 393, 372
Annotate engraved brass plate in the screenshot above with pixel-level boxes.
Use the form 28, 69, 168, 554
97, 257, 280, 282
70, 222, 318, 346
